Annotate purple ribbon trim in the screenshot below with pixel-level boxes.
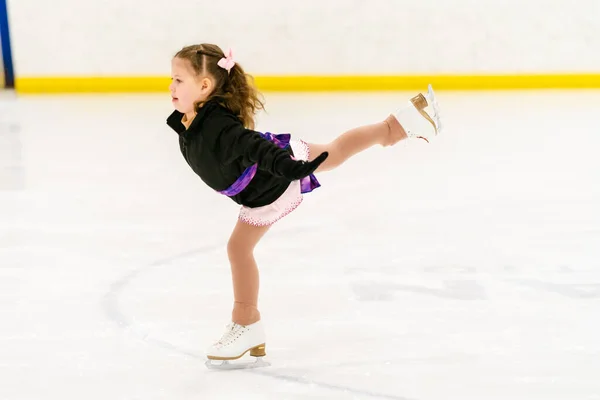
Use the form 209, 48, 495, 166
218, 132, 321, 197
261, 132, 291, 148
300, 173, 320, 194
219, 164, 258, 197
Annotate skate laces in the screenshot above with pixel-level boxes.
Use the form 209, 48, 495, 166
215, 323, 248, 347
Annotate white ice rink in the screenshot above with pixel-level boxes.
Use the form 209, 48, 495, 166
1, 90, 599, 400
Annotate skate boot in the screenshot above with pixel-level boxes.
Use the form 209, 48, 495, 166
204, 320, 270, 370
392, 84, 442, 143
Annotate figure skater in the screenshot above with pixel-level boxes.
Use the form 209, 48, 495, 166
166, 43, 442, 368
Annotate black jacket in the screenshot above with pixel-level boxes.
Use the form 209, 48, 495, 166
166, 99, 297, 208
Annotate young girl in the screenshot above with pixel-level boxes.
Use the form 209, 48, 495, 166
166, 43, 441, 368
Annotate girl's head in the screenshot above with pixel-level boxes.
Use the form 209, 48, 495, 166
170, 43, 265, 129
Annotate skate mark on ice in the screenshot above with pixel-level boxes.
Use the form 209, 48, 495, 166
102, 231, 417, 400
249, 369, 416, 400
102, 244, 221, 359
352, 280, 487, 301
509, 279, 600, 299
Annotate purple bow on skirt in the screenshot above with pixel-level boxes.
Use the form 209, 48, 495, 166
218, 132, 320, 197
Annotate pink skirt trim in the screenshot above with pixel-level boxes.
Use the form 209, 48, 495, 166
238, 139, 310, 227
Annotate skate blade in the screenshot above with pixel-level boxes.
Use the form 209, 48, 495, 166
427, 84, 442, 134
205, 357, 270, 370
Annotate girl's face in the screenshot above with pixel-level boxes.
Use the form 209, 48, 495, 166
169, 57, 212, 115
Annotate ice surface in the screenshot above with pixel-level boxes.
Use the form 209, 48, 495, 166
1, 89, 599, 400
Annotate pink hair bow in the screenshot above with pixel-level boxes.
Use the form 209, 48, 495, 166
217, 48, 235, 74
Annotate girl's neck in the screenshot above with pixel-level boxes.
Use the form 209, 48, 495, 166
182, 112, 196, 129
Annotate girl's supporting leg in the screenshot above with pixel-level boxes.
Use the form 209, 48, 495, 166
307, 114, 406, 173
227, 219, 271, 326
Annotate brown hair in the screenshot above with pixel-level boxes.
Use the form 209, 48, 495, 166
174, 43, 265, 129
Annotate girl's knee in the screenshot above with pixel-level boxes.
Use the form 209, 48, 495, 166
227, 219, 271, 261
227, 236, 254, 260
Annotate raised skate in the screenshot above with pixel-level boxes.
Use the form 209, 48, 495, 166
204, 320, 270, 370
393, 84, 442, 143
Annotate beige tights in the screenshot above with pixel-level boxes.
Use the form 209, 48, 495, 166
227, 114, 407, 326
307, 114, 406, 172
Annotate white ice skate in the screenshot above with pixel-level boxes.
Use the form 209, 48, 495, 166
394, 84, 442, 143
204, 320, 270, 370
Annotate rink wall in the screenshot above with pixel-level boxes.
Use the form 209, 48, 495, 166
0, 0, 14, 88
5, 0, 600, 93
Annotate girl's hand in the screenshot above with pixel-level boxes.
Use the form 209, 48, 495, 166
277, 152, 328, 180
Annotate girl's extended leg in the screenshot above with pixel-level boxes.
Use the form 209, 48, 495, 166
227, 219, 271, 326
307, 86, 443, 172
307, 114, 406, 173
